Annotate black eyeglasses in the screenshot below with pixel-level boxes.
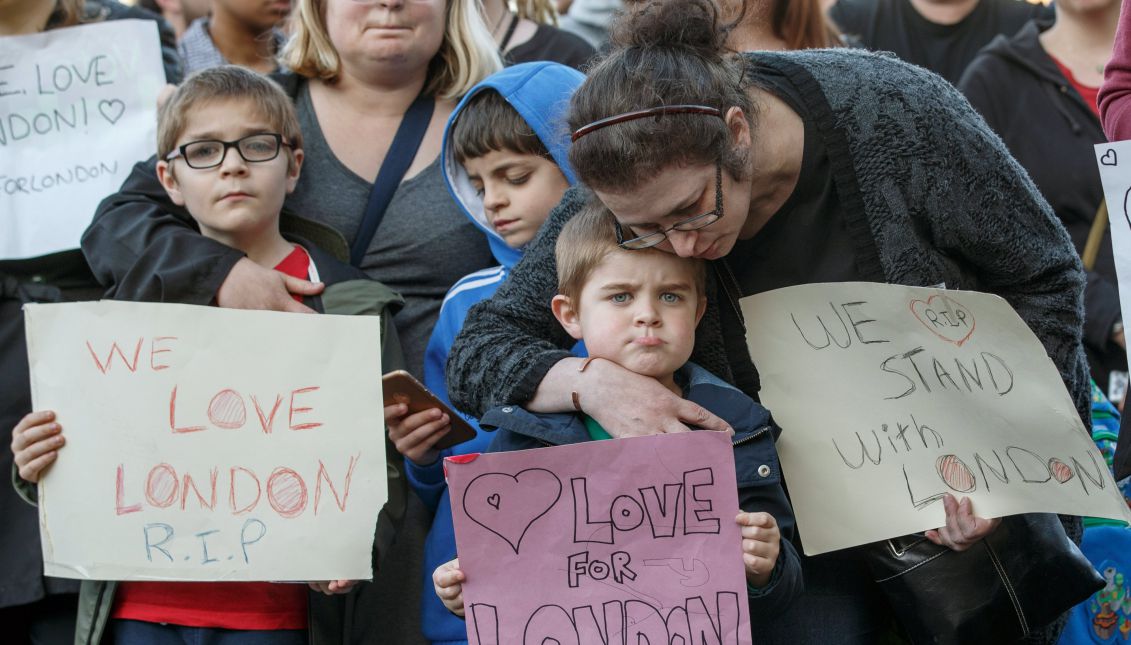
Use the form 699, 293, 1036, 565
615, 162, 724, 250
165, 133, 292, 169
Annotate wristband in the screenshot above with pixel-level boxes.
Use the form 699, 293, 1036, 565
571, 356, 599, 412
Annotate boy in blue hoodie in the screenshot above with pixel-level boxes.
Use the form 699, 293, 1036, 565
383, 62, 584, 645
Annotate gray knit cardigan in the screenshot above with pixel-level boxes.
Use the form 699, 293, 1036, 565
446, 49, 1090, 431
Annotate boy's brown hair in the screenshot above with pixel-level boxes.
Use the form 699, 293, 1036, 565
555, 200, 707, 304
450, 89, 551, 163
157, 66, 303, 172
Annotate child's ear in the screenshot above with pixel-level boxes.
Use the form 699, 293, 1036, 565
551, 294, 584, 341
694, 295, 707, 326
155, 160, 186, 206
286, 148, 304, 194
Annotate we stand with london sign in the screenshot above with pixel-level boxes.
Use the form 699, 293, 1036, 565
742, 282, 1131, 555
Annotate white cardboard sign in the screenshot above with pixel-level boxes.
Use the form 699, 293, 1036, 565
1096, 141, 1131, 376
24, 301, 387, 581
742, 282, 1131, 555
1, 20, 164, 259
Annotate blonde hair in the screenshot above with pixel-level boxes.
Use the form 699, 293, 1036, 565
157, 66, 303, 172
515, 0, 558, 25
280, 0, 502, 100
556, 200, 706, 304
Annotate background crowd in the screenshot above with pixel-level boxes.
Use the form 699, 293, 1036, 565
3, 0, 1131, 643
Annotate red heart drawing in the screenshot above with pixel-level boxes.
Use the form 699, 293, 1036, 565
462, 469, 562, 554
1048, 459, 1075, 484
909, 294, 976, 347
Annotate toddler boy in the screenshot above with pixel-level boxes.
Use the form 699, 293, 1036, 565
432, 203, 804, 630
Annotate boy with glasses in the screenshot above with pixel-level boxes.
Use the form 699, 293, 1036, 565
11, 65, 405, 645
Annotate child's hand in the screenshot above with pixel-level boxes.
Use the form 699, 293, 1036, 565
307, 579, 359, 595
11, 410, 65, 483
432, 558, 466, 617
736, 511, 780, 588
924, 493, 1000, 552
385, 403, 450, 466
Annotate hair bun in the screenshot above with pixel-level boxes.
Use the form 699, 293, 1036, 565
609, 0, 729, 59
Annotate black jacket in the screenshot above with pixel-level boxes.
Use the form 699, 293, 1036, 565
960, 19, 1124, 390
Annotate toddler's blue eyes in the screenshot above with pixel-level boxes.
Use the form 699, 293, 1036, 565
661, 293, 682, 303
610, 293, 630, 303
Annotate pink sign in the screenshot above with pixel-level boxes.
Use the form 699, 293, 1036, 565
446, 431, 753, 645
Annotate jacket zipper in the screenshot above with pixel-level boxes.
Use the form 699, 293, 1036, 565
732, 424, 772, 446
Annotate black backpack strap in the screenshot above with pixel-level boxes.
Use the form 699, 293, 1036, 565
350, 95, 436, 267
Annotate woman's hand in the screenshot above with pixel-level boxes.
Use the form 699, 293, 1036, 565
540, 358, 732, 438
433, 558, 466, 617
924, 493, 1000, 552
737, 512, 780, 588
217, 258, 323, 314
385, 403, 450, 465
11, 410, 64, 483
306, 580, 358, 595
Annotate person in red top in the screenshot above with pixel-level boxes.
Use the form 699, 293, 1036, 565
10, 65, 401, 644
959, 0, 1125, 400
1101, 0, 1131, 141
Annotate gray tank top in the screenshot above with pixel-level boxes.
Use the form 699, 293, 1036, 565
287, 82, 494, 376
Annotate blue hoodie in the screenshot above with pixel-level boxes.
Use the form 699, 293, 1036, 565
411, 62, 584, 645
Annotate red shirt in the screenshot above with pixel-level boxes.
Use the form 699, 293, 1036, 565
1052, 55, 1101, 119
274, 245, 312, 302
110, 245, 311, 630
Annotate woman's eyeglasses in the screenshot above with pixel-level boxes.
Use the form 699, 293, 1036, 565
615, 162, 724, 250
165, 133, 292, 170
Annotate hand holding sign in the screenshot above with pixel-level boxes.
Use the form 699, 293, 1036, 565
736, 511, 780, 587
10, 410, 64, 483
923, 493, 1000, 552
433, 558, 467, 617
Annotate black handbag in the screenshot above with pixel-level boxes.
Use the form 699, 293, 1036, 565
863, 513, 1102, 644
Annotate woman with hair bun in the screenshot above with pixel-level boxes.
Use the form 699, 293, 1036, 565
447, 0, 1089, 641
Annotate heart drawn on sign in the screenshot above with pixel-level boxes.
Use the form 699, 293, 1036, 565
98, 99, 126, 125
1101, 148, 1118, 167
909, 294, 975, 347
462, 469, 562, 554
